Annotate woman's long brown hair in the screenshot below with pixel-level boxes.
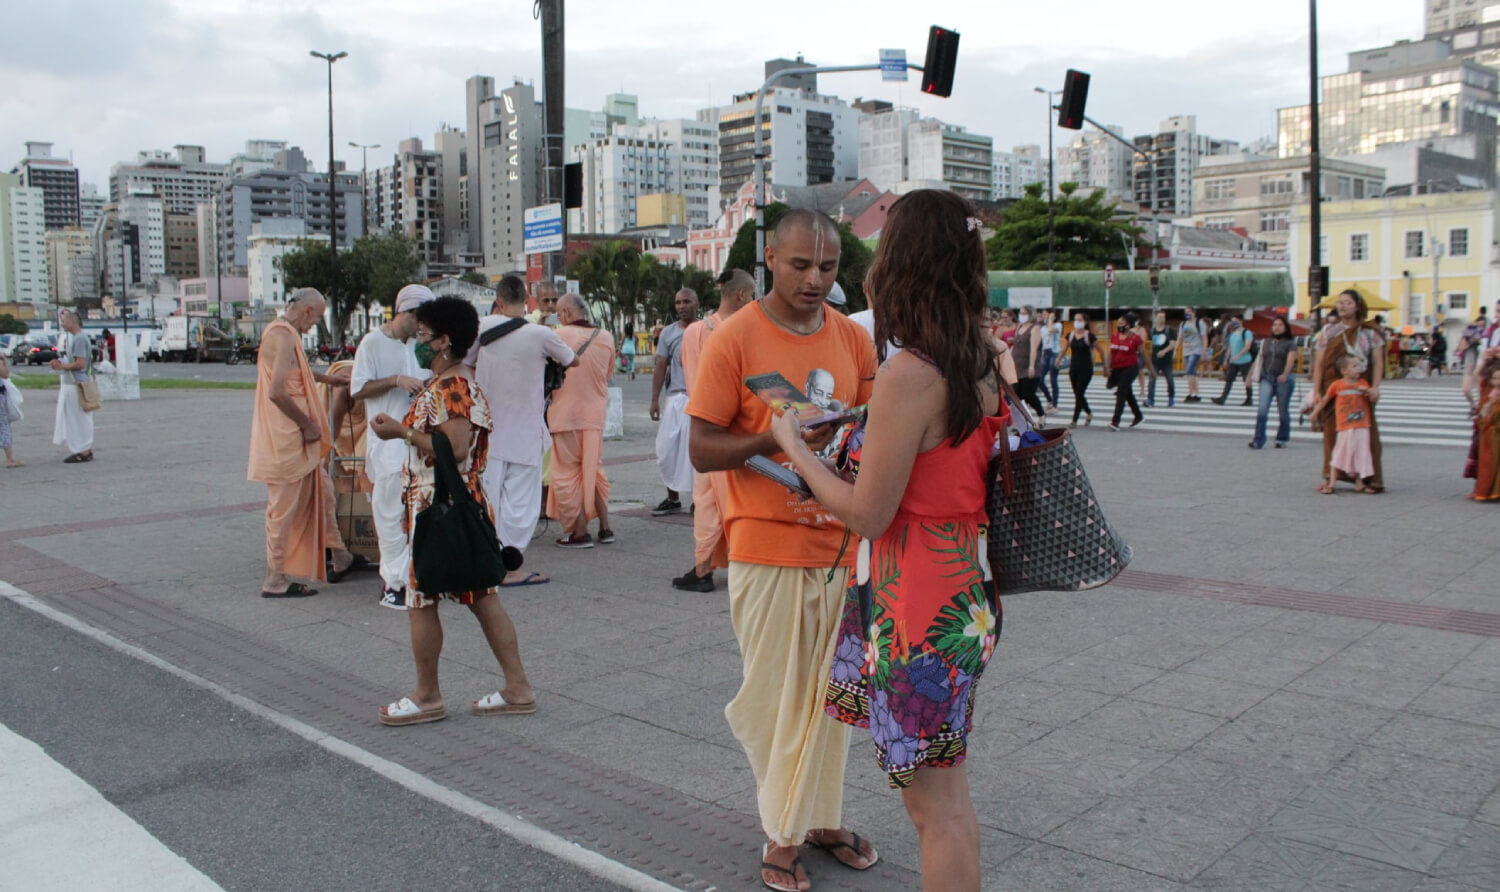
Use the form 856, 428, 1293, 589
867, 190, 996, 443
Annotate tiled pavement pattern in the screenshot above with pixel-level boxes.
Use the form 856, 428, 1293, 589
1, 381, 1497, 890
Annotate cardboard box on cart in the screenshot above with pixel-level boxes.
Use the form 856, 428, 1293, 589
332, 457, 380, 563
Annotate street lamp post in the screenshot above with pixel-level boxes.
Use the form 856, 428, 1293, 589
349, 141, 381, 238
1033, 86, 1058, 271
311, 49, 347, 342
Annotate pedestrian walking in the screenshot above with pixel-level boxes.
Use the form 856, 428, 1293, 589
1429, 326, 1448, 376
1249, 314, 1299, 449
1108, 312, 1146, 430
770, 190, 1003, 892
1311, 289, 1388, 493
1010, 305, 1046, 420
1211, 316, 1255, 406
1145, 310, 1178, 407
687, 208, 880, 892
1180, 308, 1208, 402
50, 310, 95, 464
650, 289, 698, 515
369, 296, 537, 726
350, 284, 433, 609
1038, 308, 1062, 410
1065, 312, 1105, 428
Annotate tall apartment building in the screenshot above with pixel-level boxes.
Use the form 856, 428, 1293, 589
367, 137, 444, 264
634, 118, 720, 229
1057, 125, 1134, 203
858, 107, 919, 192
705, 58, 862, 205
165, 212, 198, 279
12, 141, 80, 231
247, 219, 329, 308
212, 146, 364, 272
0, 172, 49, 306
46, 228, 95, 307
1277, 38, 1499, 187
464, 76, 543, 270
1426, 0, 1500, 64
1189, 153, 1387, 251
109, 145, 228, 215
857, 109, 994, 200
1132, 116, 1239, 216
432, 127, 468, 263
117, 190, 167, 281
78, 182, 104, 230
571, 117, 721, 234
993, 145, 1043, 200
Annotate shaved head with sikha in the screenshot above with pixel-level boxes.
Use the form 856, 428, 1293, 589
765, 209, 841, 321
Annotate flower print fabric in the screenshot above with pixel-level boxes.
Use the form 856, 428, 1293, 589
401, 373, 494, 607
824, 413, 1007, 788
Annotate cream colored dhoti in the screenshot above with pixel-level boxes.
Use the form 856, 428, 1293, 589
725, 561, 850, 846
692, 470, 728, 570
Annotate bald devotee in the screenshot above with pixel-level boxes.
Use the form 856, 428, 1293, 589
672, 268, 755, 593
650, 288, 700, 515
688, 209, 880, 889
248, 288, 366, 598
350, 283, 433, 609
546, 294, 615, 548
50, 309, 95, 463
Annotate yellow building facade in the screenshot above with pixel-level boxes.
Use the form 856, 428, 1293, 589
636, 193, 688, 228
1288, 191, 1497, 340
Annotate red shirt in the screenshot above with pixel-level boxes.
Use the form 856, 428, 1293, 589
1109, 332, 1143, 369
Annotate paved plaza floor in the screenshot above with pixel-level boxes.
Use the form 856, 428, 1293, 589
1, 376, 1497, 890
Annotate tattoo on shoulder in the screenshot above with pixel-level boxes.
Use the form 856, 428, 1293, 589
984, 370, 1000, 394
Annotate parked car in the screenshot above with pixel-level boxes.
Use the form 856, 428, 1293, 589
12, 335, 60, 366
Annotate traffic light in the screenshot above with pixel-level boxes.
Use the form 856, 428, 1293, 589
1058, 69, 1090, 130
921, 26, 960, 98
564, 162, 583, 209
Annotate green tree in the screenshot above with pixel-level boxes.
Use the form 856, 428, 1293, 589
460, 270, 489, 287
723, 202, 872, 312
985, 182, 1144, 271
277, 230, 423, 342
0, 314, 28, 335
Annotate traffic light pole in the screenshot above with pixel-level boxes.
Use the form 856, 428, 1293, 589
1073, 110, 1162, 316
751, 62, 924, 298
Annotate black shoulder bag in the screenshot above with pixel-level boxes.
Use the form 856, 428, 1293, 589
411, 430, 522, 594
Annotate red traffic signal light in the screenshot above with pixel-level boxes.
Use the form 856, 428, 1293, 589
921, 26, 960, 98
1058, 69, 1090, 130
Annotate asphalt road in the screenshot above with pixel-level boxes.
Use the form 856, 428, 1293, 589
0, 597, 627, 892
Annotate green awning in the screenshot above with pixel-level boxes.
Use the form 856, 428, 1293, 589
988, 269, 1294, 309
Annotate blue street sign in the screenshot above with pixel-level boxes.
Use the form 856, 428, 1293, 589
880, 48, 908, 82
523, 204, 564, 255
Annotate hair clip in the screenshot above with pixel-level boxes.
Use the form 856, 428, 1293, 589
966, 216, 982, 232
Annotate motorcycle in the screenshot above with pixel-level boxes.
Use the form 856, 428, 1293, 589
226, 343, 258, 366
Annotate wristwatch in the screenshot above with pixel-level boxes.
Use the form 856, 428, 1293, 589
403, 428, 415, 445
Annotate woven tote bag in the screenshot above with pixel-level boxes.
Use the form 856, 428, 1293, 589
986, 386, 1131, 595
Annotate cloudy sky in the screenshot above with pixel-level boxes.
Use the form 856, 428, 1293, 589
3, 0, 1421, 189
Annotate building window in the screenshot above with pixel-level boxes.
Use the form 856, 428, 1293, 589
1405, 230, 1425, 258
1448, 292, 1469, 311
1203, 179, 1235, 200
1258, 211, 1290, 232
1449, 227, 1469, 257
1349, 233, 1369, 262
1260, 176, 1295, 195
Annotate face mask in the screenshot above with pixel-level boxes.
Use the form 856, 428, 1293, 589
1073, 319, 1085, 330
414, 340, 438, 369
1018, 313, 1030, 324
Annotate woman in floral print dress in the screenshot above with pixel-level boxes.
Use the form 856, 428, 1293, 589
772, 189, 1006, 891
369, 297, 536, 727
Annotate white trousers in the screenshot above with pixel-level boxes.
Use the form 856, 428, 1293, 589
371, 469, 410, 591
483, 459, 543, 553
656, 391, 694, 494
52, 383, 94, 454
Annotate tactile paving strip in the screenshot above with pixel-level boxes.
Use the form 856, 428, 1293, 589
5, 540, 919, 891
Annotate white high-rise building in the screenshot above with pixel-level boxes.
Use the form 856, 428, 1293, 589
1057, 125, 1134, 204
47, 228, 95, 306
906, 120, 994, 202
858, 108, 920, 192
572, 131, 673, 234
247, 218, 329, 309
634, 119, 719, 229
704, 59, 862, 205
1133, 115, 1239, 216
118, 190, 167, 279
0, 172, 49, 306
465, 76, 543, 271
109, 145, 228, 216
993, 145, 1043, 200
367, 137, 444, 264
78, 182, 104, 230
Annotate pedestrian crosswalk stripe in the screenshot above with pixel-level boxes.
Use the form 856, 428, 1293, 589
1040, 379, 1473, 448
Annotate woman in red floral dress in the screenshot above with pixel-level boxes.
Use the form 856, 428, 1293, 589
773, 189, 1006, 891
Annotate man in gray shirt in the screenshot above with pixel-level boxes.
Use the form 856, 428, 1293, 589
650, 288, 699, 514
49, 309, 95, 462
1179, 308, 1208, 402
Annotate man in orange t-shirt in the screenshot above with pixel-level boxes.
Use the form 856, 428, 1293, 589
688, 210, 880, 888
672, 267, 756, 593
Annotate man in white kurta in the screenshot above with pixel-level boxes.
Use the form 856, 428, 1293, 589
50, 310, 94, 462
350, 284, 433, 609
